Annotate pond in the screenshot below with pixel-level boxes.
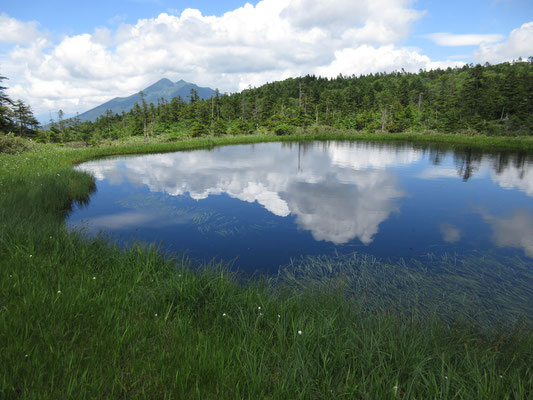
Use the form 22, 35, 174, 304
68, 140, 533, 326
69, 140, 533, 275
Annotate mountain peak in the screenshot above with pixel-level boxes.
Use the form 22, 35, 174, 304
157, 78, 173, 85
144, 78, 175, 93
76, 78, 215, 122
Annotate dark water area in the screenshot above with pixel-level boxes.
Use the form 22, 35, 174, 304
68, 141, 533, 275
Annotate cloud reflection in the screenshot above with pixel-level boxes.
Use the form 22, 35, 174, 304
85, 212, 157, 230
419, 152, 533, 197
480, 209, 533, 258
440, 223, 461, 243
490, 165, 533, 197
76, 142, 414, 244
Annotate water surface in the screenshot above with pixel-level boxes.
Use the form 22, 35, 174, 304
69, 141, 533, 275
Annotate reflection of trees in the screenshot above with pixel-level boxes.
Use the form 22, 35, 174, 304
492, 152, 528, 177
454, 149, 482, 181
455, 150, 532, 183
493, 152, 510, 174
489, 153, 533, 196
428, 148, 446, 166
419, 148, 533, 196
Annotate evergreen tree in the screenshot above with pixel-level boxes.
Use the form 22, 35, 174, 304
13, 100, 38, 136
0, 73, 14, 133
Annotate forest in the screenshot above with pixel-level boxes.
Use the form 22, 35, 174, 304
1, 60, 533, 145
2, 61, 533, 398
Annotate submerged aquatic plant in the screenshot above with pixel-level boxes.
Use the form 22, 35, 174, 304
278, 251, 533, 330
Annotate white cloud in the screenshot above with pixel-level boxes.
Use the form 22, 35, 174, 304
0, 13, 45, 44
281, 0, 422, 43
474, 22, 533, 64
2, 0, 464, 116
316, 45, 463, 80
425, 32, 504, 47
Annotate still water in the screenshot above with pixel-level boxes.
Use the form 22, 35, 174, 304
68, 141, 533, 275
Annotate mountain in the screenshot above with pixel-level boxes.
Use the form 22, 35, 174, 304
76, 78, 216, 122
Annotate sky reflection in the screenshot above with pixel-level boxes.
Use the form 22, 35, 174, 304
77, 142, 415, 244
72, 141, 533, 264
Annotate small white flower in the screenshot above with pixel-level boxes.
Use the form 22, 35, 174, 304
499, 375, 503, 379
222, 313, 227, 317
277, 314, 281, 318
92, 276, 96, 280
29, 254, 32, 258
154, 313, 158, 317
57, 290, 61, 294
392, 386, 398, 391
444, 376, 448, 380
259, 313, 263, 316
25, 354, 29, 358
298, 330, 302, 335
258, 306, 261, 310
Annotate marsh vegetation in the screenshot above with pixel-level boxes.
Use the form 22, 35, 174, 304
1, 136, 533, 398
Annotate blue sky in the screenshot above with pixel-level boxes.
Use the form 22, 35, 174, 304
1, 0, 532, 120
2, 1, 256, 35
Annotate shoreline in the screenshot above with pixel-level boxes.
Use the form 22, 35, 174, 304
1, 131, 533, 397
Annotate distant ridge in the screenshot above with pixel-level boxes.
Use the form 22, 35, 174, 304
76, 78, 216, 122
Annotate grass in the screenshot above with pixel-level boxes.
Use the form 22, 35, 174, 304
80, 128, 533, 153
1, 132, 533, 398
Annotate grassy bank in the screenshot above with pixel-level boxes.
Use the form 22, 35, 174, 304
1, 133, 533, 398
69, 129, 533, 156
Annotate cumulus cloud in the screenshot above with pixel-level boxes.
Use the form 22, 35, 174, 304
0, 13, 46, 44
76, 141, 409, 244
281, 0, 422, 42
1, 0, 466, 117
425, 32, 504, 47
474, 22, 533, 64
317, 45, 463, 80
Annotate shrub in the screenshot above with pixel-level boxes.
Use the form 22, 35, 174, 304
0, 132, 31, 154
274, 124, 296, 136
191, 123, 208, 137
210, 119, 227, 136
228, 120, 254, 135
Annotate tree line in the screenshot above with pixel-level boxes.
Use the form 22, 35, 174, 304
2, 60, 533, 143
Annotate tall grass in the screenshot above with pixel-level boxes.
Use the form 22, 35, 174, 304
1, 136, 533, 398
